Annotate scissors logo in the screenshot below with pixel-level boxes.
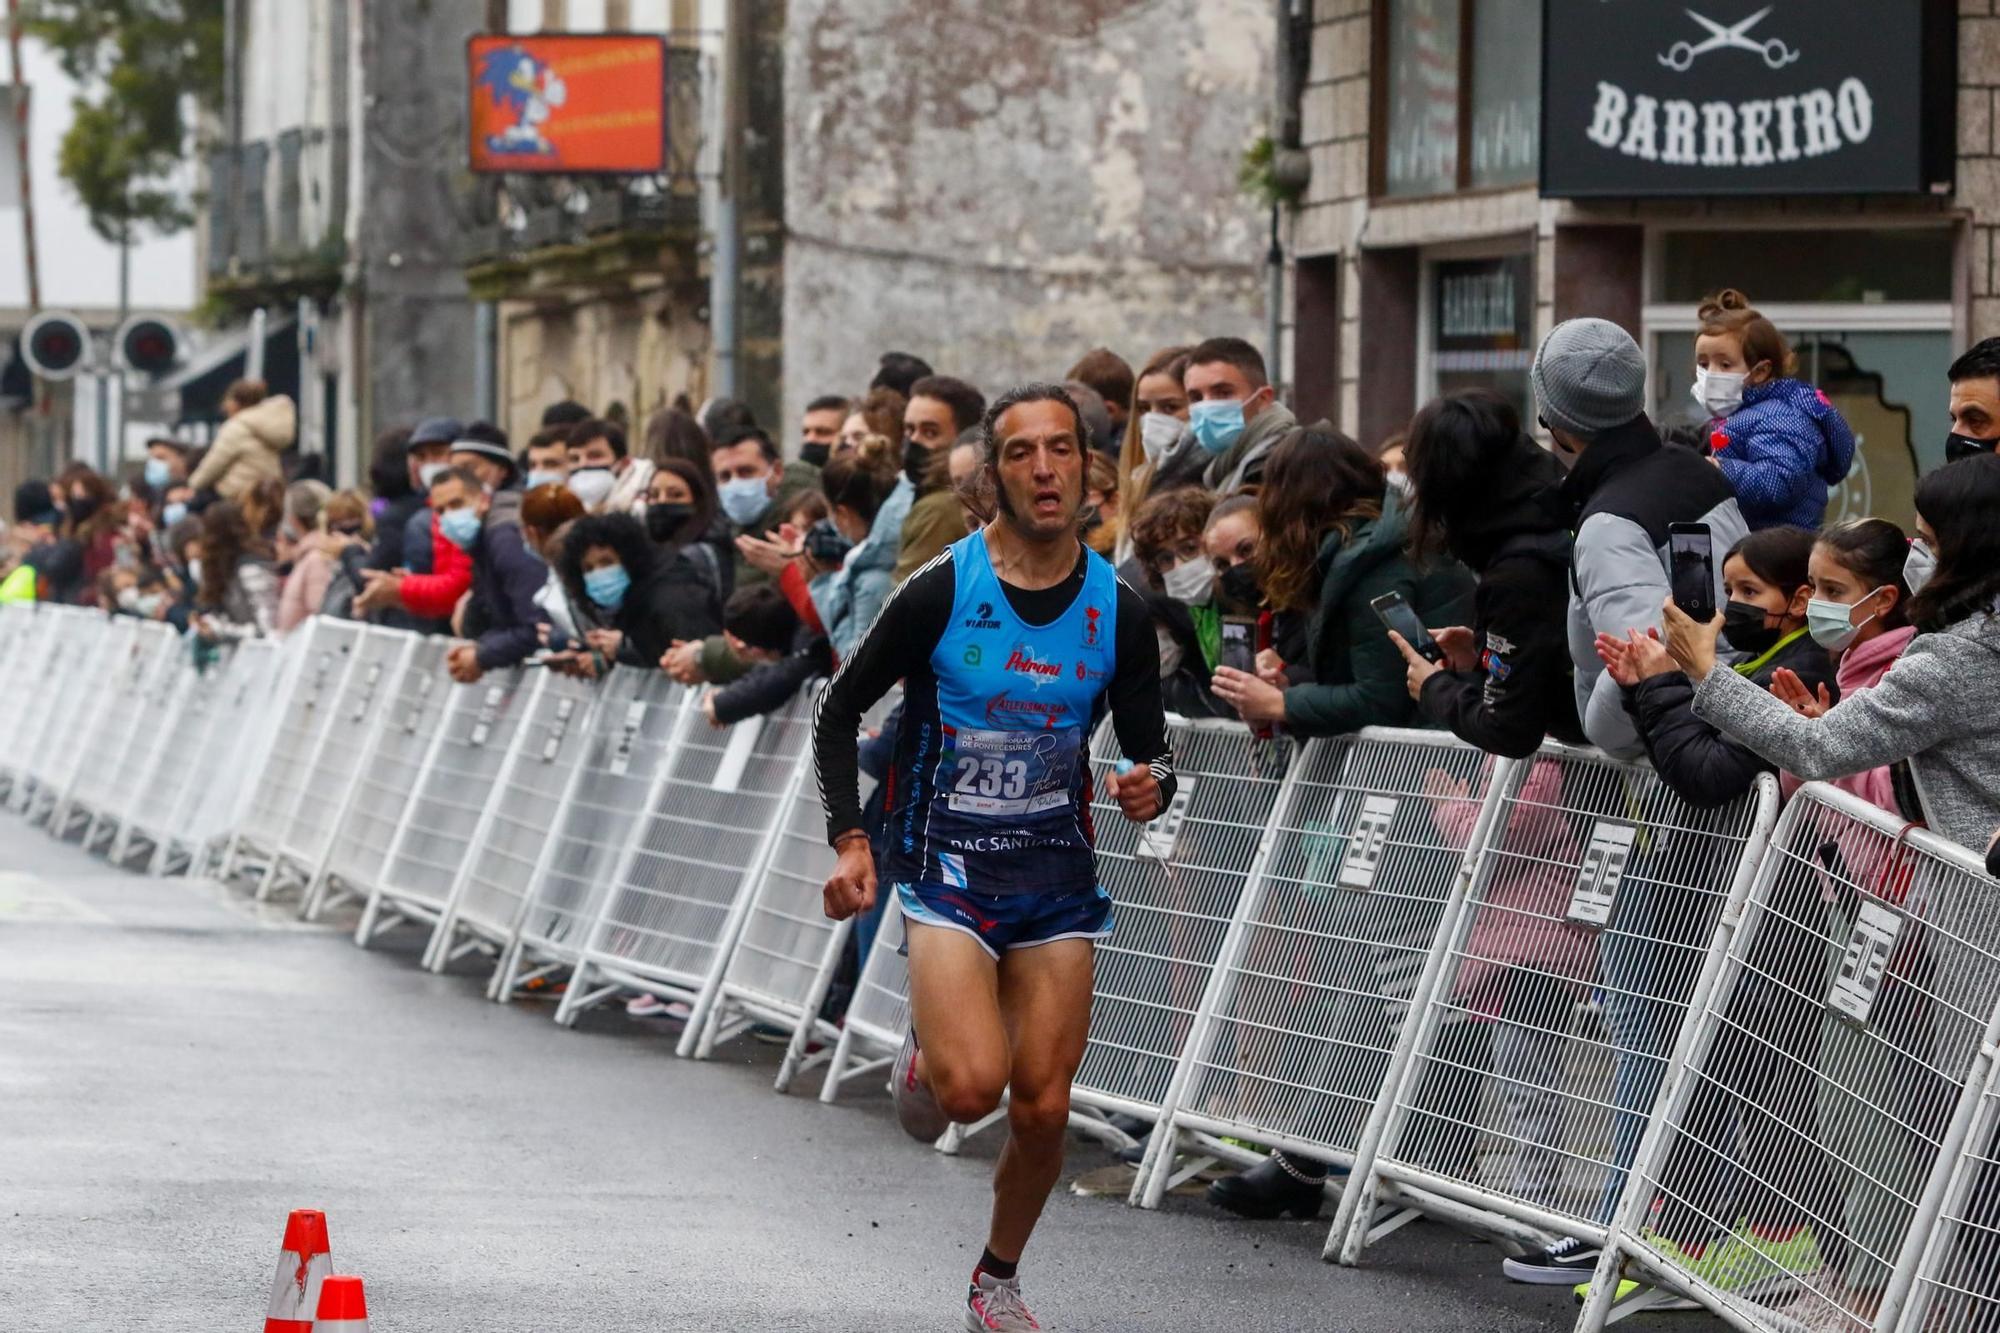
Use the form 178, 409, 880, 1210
1659, 7, 1800, 72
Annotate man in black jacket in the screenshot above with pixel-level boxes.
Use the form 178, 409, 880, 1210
425, 467, 547, 683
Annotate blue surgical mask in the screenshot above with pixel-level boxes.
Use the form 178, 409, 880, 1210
161, 502, 187, 528
143, 457, 172, 488
1189, 399, 1247, 456
1806, 589, 1884, 652
526, 468, 564, 490
438, 507, 482, 551
584, 563, 631, 610
718, 475, 771, 526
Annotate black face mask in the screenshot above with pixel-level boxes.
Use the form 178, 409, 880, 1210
1219, 562, 1262, 611
646, 502, 695, 543
1721, 599, 1784, 657
799, 441, 831, 470
68, 494, 99, 523
1946, 431, 1997, 464
902, 437, 930, 486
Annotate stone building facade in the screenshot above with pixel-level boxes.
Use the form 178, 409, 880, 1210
1293, 0, 1973, 527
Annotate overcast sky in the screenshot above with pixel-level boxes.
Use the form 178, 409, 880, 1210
0, 38, 196, 313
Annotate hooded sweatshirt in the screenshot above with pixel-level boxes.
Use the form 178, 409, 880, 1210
188, 395, 296, 501
1710, 378, 1856, 531
1202, 399, 1297, 495
1694, 607, 2000, 853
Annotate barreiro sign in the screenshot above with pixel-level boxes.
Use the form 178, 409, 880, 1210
468, 34, 667, 175
1540, 0, 1954, 197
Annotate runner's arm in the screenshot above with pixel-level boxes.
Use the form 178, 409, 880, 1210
813, 552, 954, 843
1109, 580, 1177, 807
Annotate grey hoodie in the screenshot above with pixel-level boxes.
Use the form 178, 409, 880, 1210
1692, 606, 2000, 854
1204, 400, 1297, 495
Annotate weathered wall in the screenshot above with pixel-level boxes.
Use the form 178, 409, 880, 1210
359, 0, 483, 432
781, 0, 1270, 421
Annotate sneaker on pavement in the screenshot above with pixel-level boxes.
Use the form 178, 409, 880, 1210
892, 1027, 950, 1142
625, 993, 690, 1021
1503, 1235, 1601, 1285
1569, 1276, 1700, 1311
966, 1273, 1042, 1331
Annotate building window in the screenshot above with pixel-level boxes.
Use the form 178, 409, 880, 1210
1422, 250, 1535, 423
1379, 0, 1541, 197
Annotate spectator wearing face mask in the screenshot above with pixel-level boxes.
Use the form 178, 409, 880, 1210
520, 481, 586, 646
893, 376, 987, 579
62, 469, 126, 606
798, 395, 851, 471
1692, 289, 1854, 531
421, 466, 552, 683
644, 457, 727, 599
352, 460, 475, 630
1945, 337, 2000, 465
278, 490, 373, 633
448, 422, 520, 519
192, 500, 279, 640
565, 418, 653, 515
556, 512, 722, 676
1179, 336, 1296, 496
1211, 428, 1471, 737
1125, 486, 1231, 719
1670, 455, 2000, 854
1112, 346, 1193, 564
142, 438, 190, 503
4, 480, 80, 604
809, 446, 903, 661
520, 429, 572, 490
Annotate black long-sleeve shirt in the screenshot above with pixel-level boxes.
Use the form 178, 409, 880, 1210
813, 543, 1175, 847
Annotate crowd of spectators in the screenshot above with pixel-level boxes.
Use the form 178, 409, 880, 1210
7, 292, 2000, 1304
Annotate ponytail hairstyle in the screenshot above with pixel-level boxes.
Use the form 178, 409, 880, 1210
1815, 518, 1912, 630
1725, 524, 1814, 597
1254, 427, 1387, 613
819, 447, 898, 529
1696, 288, 1796, 381
1909, 454, 2000, 632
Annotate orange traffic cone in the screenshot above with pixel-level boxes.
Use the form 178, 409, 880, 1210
263, 1208, 333, 1333
312, 1275, 369, 1332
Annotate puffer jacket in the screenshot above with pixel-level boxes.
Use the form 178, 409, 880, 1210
395, 512, 474, 621
1624, 627, 1835, 809
188, 395, 295, 501
1282, 489, 1473, 738
1694, 605, 2000, 854
1710, 378, 1855, 531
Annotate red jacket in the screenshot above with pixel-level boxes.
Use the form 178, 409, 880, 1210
397, 511, 473, 620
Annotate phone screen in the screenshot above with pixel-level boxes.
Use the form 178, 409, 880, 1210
1371, 592, 1443, 663
1219, 618, 1256, 674
1669, 524, 1716, 622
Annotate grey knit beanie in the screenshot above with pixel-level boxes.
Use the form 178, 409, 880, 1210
1531, 318, 1647, 439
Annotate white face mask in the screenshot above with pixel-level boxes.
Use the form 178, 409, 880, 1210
1691, 368, 1749, 419
1160, 556, 1215, 606
1386, 469, 1413, 496
567, 467, 616, 509
417, 460, 449, 489
1138, 412, 1182, 464
1905, 539, 1937, 596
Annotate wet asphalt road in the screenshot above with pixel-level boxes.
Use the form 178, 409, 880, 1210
0, 821, 1601, 1332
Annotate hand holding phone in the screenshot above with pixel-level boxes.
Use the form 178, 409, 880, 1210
1668, 522, 1716, 623
1371, 591, 1444, 663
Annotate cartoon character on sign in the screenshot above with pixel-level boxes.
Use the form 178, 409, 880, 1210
476, 45, 569, 156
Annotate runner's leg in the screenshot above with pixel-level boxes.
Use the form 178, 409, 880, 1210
987, 936, 1095, 1262
907, 920, 1011, 1124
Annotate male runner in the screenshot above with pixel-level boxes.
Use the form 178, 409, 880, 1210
814, 382, 1175, 1331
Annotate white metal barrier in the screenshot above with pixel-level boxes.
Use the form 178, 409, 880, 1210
1331, 745, 1781, 1263
1131, 727, 1515, 1209
819, 897, 913, 1105
53, 618, 181, 845
13, 612, 114, 822
491, 671, 695, 1002
1578, 781, 2000, 1333
164, 637, 285, 877
110, 641, 211, 868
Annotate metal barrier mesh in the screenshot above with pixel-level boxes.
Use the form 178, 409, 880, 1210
323, 649, 447, 895
1373, 746, 1770, 1237
1072, 717, 1294, 1119
279, 628, 414, 869
124, 651, 213, 845
236, 619, 360, 854
579, 696, 810, 995
376, 669, 531, 913
16, 615, 113, 801
61, 620, 168, 824
509, 673, 691, 963
171, 639, 284, 860
822, 898, 913, 1101
1608, 785, 2000, 1332
445, 671, 598, 947
93, 626, 191, 834
1159, 729, 1497, 1166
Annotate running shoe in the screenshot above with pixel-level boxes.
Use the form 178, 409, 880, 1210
892, 1027, 950, 1142
966, 1273, 1041, 1331
1503, 1235, 1601, 1285
625, 993, 691, 1021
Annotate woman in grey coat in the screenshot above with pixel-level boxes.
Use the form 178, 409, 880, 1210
1662, 456, 2000, 855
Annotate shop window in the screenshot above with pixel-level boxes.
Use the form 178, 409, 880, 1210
1428, 251, 1535, 424
1659, 230, 1952, 304
1380, 0, 1541, 197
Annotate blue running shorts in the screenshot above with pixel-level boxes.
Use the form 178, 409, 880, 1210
894, 881, 1114, 958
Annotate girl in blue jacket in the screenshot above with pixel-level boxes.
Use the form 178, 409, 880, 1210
1693, 289, 1855, 530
